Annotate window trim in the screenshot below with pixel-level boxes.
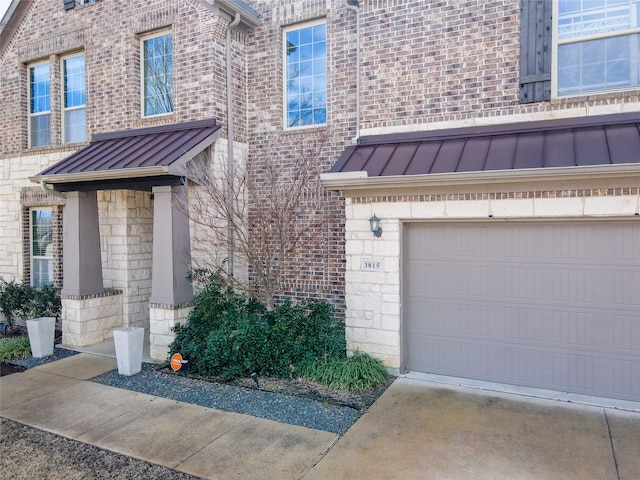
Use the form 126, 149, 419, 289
140, 29, 174, 119
552, 0, 640, 99
282, 18, 328, 130
61, 52, 87, 144
30, 207, 54, 288
28, 60, 51, 148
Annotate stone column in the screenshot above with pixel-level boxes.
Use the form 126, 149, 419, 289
150, 185, 193, 305
62, 191, 104, 296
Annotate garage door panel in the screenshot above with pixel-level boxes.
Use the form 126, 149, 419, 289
405, 221, 640, 402
614, 315, 640, 350
613, 359, 640, 396
615, 271, 640, 305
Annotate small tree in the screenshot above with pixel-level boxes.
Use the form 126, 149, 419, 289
181, 133, 331, 310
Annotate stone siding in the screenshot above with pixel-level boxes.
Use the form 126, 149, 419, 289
149, 304, 193, 362
98, 190, 154, 330
61, 290, 123, 347
343, 186, 640, 370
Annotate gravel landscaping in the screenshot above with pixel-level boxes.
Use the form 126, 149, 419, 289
1, 344, 392, 478
91, 363, 387, 435
1, 345, 393, 478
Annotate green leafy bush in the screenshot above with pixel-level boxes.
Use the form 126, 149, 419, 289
0, 279, 61, 325
0, 336, 31, 361
169, 272, 346, 380
300, 351, 388, 392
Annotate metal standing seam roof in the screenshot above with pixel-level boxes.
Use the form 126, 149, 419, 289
35, 119, 221, 182
330, 112, 640, 177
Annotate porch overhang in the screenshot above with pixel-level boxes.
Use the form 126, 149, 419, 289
323, 112, 640, 195
30, 119, 221, 192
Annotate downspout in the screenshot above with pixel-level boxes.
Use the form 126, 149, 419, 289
226, 13, 241, 276
345, 0, 360, 144
40, 180, 65, 198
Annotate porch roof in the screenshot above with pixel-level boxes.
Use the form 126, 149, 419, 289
32, 119, 221, 192
328, 112, 640, 180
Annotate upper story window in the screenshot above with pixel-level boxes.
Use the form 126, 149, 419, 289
29, 62, 51, 147
142, 31, 173, 117
63, 54, 86, 143
284, 20, 327, 129
555, 0, 640, 96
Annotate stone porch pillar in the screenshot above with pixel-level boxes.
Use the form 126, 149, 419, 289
62, 191, 103, 296
149, 185, 193, 361
150, 185, 193, 305
61, 191, 123, 347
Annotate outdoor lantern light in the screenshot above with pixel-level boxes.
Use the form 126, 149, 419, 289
369, 214, 382, 238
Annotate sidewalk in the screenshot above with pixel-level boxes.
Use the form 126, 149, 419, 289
2, 353, 639, 480
0, 354, 338, 479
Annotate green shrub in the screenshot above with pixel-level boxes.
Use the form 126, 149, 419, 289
268, 301, 346, 376
0, 336, 31, 361
0, 279, 61, 325
301, 351, 388, 392
169, 273, 266, 376
169, 272, 346, 380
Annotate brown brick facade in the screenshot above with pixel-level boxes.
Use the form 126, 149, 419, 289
1, 0, 242, 156
3, 0, 640, 319
20, 187, 65, 287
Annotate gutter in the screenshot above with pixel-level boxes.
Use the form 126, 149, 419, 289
344, 0, 361, 145
226, 13, 241, 275
31, 166, 171, 185
40, 180, 66, 198
321, 163, 640, 192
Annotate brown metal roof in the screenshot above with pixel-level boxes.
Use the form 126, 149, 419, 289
331, 112, 640, 177
36, 119, 221, 182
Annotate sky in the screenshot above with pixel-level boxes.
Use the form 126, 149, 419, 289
0, 0, 11, 22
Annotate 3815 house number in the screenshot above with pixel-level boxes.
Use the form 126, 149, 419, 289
361, 259, 383, 271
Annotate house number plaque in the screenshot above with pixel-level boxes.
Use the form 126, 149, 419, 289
361, 259, 383, 271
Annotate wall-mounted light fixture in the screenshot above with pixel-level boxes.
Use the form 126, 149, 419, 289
369, 214, 382, 238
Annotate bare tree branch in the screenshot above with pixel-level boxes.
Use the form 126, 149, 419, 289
178, 133, 330, 310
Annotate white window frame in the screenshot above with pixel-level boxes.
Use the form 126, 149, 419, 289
61, 52, 87, 144
30, 207, 54, 288
140, 29, 174, 118
552, 0, 640, 98
28, 61, 51, 148
282, 19, 327, 130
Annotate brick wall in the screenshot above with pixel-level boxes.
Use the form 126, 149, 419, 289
3, 0, 640, 322
0, 0, 244, 156
0, 0, 246, 298
245, 0, 355, 316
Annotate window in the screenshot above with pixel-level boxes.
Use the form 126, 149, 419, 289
29, 63, 51, 147
31, 208, 53, 288
284, 21, 327, 128
555, 0, 640, 96
63, 54, 86, 143
142, 31, 173, 117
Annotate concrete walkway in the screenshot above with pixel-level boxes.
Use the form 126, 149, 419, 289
1, 354, 639, 479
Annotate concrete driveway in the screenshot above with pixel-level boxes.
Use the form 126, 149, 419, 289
305, 378, 640, 480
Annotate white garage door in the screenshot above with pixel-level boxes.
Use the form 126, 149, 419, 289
404, 221, 640, 402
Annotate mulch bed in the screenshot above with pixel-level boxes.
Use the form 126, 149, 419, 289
0, 362, 27, 376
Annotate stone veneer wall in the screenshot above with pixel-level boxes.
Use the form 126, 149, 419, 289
343, 187, 640, 371
149, 303, 193, 361
0, 150, 75, 283
61, 289, 123, 347
99, 190, 154, 330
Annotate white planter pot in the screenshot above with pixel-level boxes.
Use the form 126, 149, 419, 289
113, 327, 144, 376
26, 317, 56, 358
